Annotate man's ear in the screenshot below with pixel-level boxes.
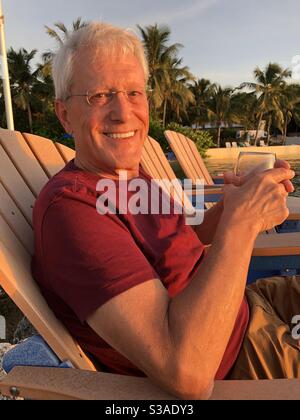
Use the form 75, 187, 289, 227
55, 100, 72, 134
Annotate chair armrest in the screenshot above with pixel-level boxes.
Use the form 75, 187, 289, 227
186, 194, 300, 219
253, 232, 300, 256
1, 366, 300, 400
0, 367, 174, 400
286, 197, 300, 220
212, 175, 224, 185
185, 186, 223, 196
211, 379, 300, 400
203, 232, 300, 257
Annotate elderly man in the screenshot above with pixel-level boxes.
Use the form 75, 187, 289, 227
32, 22, 299, 400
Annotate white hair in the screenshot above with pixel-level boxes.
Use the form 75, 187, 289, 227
52, 22, 149, 100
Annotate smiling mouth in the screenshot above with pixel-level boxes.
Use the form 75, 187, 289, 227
104, 131, 136, 139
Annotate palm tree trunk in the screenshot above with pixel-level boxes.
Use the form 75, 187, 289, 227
266, 117, 272, 145
283, 115, 288, 145
162, 99, 167, 128
217, 125, 221, 148
255, 113, 263, 146
27, 102, 33, 133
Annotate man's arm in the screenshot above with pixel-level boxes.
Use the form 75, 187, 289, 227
194, 200, 224, 244
87, 168, 293, 400
88, 220, 253, 399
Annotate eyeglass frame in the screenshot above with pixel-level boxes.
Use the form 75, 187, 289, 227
65, 88, 153, 107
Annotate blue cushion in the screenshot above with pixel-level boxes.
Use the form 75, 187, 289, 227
2, 335, 73, 373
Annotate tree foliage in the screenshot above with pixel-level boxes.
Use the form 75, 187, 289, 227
3, 20, 300, 150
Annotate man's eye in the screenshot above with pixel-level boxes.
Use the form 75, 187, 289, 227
93, 92, 111, 100
128, 91, 141, 97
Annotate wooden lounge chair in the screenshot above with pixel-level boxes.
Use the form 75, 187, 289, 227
164, 130, 300, 220
0, 128, 300, 399
165, 130, 222, 187
164, 131, 225, 208
142, 136, 222, 207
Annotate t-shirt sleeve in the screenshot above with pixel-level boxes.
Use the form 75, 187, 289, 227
41, 192, 159, 323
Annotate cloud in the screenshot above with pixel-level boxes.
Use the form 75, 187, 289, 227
164, 0, 220, 22
137, 0, 221, 25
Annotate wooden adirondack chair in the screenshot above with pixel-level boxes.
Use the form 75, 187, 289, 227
164, 130, 300, 221
141, 136, 222, 207
145, 134, 300, 219
141, 136, 300, 277
0, 128, 300, 400
164, 130, 220, 186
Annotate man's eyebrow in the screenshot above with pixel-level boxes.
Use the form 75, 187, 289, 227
89, 85, 146, 92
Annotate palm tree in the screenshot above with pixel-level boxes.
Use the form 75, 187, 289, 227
7, 48, 39, 133
137, 24, 184, 117
160, 57, 195, 126
207, 85, 233, 148
230, 91, 257, 133
277, 83, 300, 144
240, 63, 292, 145
42, 18, 88, 74
0, 79, 6, 127
189, 78, 215, 129
45, 17, 88, 45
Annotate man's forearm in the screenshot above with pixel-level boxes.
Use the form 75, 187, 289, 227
167, 216, 257, 386
194, 200, 224, 244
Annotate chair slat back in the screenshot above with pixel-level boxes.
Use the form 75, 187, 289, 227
0, 128, 96, 371
0, 240, 95, 370
0, 214, 30, 268
0, 182, 34, 254
55, 142, 76, 163
22, 133, 67, 178
0, 129, 49, 197
0, 144, 36, 226
141, 136, 193, 210
165, 130, 214, 185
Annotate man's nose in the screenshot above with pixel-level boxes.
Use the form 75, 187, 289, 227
109, 93, 131, 122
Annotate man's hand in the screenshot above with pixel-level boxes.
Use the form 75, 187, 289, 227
223, 159, 295, 193
222, 167, 295, 233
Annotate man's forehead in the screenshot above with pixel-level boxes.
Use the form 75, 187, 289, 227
72, 49, 145, 88
75, 47, 140, 69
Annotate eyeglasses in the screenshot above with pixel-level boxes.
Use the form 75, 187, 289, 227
66, 89, 152, 107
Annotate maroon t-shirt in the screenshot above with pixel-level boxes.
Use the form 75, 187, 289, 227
31, 160, 249, 379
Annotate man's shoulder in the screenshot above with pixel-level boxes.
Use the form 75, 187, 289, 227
34, 160, 99, 215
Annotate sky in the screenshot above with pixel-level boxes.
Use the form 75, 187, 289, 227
3, 0, 300, 87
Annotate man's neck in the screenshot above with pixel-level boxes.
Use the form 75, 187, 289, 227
74, 157, 139, 180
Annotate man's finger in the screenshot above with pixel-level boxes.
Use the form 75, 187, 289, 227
263, 168, 295, 183
274, 159, 291, 170
223, 171, 242, 185
223, 171, 235, 184
282, 179, 295, 193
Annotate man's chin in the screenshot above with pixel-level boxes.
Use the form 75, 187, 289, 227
114, 160, 141, 176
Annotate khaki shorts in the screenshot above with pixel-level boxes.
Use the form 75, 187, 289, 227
228, 276, 300, 380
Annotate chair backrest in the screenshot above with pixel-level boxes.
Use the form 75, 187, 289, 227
0, 128, 95, 371
141, 136, 196, 214
164, 130, 214, 186
260, 140, 266, 147
225, 142, 232, 148
141, 136, 177, 182
231, 142, 238, 148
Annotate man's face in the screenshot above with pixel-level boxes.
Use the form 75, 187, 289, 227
56, 49, 149, 178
